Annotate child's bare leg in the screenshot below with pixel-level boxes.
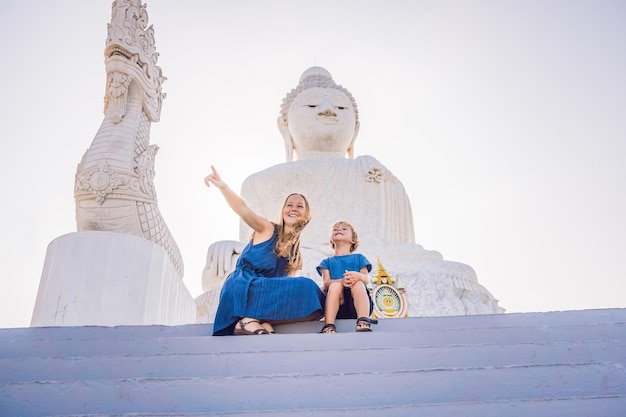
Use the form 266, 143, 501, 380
324, 281, 343, 324
351, 283, 370, 319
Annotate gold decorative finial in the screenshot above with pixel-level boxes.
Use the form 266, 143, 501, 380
373, 258, 394, 285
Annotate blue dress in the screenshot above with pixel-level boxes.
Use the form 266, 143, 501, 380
316, 253, 373, 319
212, 226, 325, 336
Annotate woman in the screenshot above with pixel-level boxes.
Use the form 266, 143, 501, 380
205, 165, 324, 336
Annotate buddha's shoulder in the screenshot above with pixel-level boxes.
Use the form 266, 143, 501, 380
241, 157, 392, 191
245, 155, 386, 177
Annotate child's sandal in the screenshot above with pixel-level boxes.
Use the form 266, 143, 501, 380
355, 317, 378, 332
320, 323, 337, 334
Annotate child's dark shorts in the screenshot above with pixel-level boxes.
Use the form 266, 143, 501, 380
336, 283, 374, 319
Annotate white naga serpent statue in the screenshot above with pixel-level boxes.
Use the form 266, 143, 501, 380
74, 0, 183, 277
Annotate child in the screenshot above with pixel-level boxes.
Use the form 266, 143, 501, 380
317, 221, 377, 333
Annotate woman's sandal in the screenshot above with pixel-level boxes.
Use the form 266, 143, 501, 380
260, 321, 277, 334
355, 317, 378, 332
234, 319, 270, 335
320, 323, 337, 334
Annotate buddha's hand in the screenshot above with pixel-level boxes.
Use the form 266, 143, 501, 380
205, 240, 245, 279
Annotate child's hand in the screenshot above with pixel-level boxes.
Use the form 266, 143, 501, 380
342, 270, 358, 288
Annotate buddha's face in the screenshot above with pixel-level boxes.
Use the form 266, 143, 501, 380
286, 87, 357, 156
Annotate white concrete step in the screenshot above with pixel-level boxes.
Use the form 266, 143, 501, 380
3, 307, 625, 342
2, 315, 624, 359
1, 363, 625, 416
1, 336, 624, 383
49, 396, 626, 417
0, 308, 624, 417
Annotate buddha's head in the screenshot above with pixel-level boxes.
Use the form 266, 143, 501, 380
278, 67, 360, 161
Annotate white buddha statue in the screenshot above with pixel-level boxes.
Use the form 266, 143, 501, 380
196, 67, 503, 322
243, 67, 418, 250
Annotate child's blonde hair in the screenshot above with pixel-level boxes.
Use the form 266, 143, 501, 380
329, 221, 360, 253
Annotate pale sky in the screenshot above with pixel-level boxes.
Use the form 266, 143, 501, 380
1, 0, 624, 329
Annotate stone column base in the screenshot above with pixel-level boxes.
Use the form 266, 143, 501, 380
31, 231, 196, 327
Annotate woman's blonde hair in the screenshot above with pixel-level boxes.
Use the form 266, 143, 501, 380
275, 193, 311, 274
329, 221, 360, 253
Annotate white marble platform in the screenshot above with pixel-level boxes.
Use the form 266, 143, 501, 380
31, 231, 196, 327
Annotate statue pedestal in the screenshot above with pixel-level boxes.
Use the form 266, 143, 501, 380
385, 259, 505, 317
196, 243, 504, 324
31, 231, 196, 327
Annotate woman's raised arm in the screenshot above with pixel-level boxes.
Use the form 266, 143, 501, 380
205, 165, 274, 241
